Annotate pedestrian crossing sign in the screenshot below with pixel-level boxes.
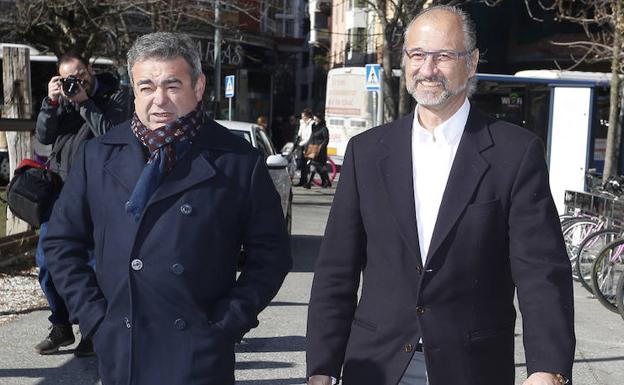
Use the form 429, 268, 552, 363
365, 64, 381, 91
225, 75, 235, 98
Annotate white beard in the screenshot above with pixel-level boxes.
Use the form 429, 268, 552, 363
407, 75, 467, 107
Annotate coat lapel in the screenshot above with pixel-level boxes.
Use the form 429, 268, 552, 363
425, 109, 493, 265
102, 124, 145, 194
102, 119, 238, 210
377, 113, 423, 269
147, 148, 216, 206
146, 119, 231, 206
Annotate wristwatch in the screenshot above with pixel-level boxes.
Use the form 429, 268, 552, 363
555, 373, 569, 384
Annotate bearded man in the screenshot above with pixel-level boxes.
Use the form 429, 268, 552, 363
306, 5, 575, 385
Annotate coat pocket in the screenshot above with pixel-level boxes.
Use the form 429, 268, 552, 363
352, 317, 377, 332
465, 198, 500, 215
191, 323, 235, 383
468, 327, 512, 343
464, 199, 501, 226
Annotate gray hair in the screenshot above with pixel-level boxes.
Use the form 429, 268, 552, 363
127, 32, 203, 86
403, 5, 477, 54
402, 5, 478, 97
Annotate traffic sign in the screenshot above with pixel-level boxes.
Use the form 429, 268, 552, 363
225, 75, 235, 98
365, 64, 381, 91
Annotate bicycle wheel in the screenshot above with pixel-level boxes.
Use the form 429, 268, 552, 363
617, 273, 624, 321
559, 214, 575, 223
575, 228, 620, 294
560, 216, 585, 233
591, 238, 624, 313
561, 219, 599, 278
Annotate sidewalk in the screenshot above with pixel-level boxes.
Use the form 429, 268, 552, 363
0, 186, 623, 384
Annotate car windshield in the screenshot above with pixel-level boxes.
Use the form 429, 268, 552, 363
229, 130, 252, 144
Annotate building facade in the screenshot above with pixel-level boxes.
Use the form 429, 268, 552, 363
198, 0, 316, 126
329, 0, 384, 68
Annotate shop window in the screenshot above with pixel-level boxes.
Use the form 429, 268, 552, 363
349, 0, 367, 9
302, 51, 310, 68
301, 84, 309, 101
348, 28, 367, 53
315, 12, 328, 29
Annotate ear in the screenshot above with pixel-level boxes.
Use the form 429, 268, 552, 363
195, 73, 206, 102
469, 49, 479, 76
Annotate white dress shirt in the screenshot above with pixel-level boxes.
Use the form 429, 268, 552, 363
412, 98, 470, 266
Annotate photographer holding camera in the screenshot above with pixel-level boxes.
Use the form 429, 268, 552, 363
34, 50, 131, 357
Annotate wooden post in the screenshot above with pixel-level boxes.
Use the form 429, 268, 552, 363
2, 47, 33, 234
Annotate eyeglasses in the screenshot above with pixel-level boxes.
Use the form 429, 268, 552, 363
403, 49, 472, 67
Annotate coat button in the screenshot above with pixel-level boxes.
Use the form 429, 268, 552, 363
404, 343, 413, 353
171, 263, 184, 275
416, 306, 425, 316
416, 266, 423, 273
131, 259, 143, 271
124, 317, 131, 329
174, 318, 187, 330
180, 203, 193, 215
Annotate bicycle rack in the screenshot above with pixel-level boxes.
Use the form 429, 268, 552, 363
564, 190, 624, 228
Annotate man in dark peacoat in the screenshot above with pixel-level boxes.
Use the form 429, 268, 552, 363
45, 32, 291, 385
306, 6, 574, 385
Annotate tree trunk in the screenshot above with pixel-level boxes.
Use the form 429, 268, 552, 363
603, 0, 622, 182
2, 47, 32, 235
398, 69, 411, 117
381, 36, 396, 123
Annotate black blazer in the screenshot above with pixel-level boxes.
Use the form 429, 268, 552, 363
306, 108, 575, 385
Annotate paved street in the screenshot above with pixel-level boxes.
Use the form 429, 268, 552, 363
0, 184, 623, 384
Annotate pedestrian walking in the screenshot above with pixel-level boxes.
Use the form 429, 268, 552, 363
44, 32, 291, 385
304, 114, 331, 189
294, 108, 314, 187
306, 5, 574, 385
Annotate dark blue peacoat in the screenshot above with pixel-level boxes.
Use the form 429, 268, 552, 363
44, 118, 292, 385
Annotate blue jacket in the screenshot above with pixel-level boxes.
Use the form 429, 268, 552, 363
45, 119, 292, 385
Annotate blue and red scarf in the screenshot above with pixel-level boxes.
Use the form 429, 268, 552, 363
125, 103, 204, 221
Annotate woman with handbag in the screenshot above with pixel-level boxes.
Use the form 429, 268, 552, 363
303, 114, 331, 189
294, 108, 314, 186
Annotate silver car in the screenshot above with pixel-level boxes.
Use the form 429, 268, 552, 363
216, 120, 293, 234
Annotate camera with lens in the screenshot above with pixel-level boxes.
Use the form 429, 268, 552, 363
60, 76, 85, 97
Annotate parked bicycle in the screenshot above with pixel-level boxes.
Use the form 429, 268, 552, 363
616, 273, 624, 321
590, 238, 624, 313
561, 186, 624, 318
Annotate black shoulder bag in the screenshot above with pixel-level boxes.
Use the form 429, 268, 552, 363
6, 137, 68, 228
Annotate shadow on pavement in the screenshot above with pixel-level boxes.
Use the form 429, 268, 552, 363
293, 201, 333, 207
515, 355, 624, 367
237, 336, 305, 353
290, 235, 323, 273
573, 356, 624, 363
268, 301, 308, 307
236, 378, 307, 385
0, 306, 49, 317
0, 357, 99, 384
236, 361, 295, 370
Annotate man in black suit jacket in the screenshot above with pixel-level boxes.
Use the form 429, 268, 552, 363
306, 5, 574, 385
